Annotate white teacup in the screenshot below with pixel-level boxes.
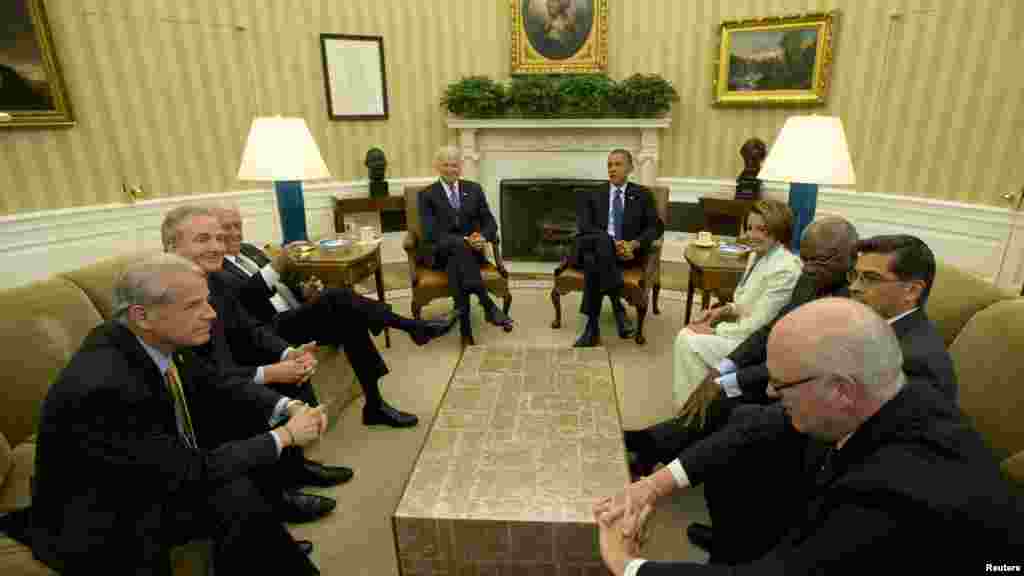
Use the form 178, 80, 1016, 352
360, 226, 377, 242
697, 231, 713, 245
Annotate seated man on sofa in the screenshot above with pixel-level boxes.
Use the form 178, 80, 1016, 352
628, 232, 958, 561
163, 206, 346, 523
594, 298, 1020, 574
30, 254, 325, 575
213, 204, 454, 428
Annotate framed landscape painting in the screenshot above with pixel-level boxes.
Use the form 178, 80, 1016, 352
511, 0, 608, 74
0, 0, 73, 127
713, 12, 836, 107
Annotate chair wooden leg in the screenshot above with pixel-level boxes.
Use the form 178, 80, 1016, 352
551, 288, 563, 329
503, 291, 512, 315
635, 304, 648, 345
652, 283, 661, 315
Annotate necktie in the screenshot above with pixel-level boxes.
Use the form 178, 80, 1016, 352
613, 188, 625, 240
165, 359, 198, 449
448, 183, 460, 211
738, 253, 761, 288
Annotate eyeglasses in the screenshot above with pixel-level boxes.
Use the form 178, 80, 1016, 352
768, 374, 820, 393
847, 269, 904, 287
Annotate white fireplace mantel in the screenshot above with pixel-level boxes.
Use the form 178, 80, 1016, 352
448, 117, 671, 187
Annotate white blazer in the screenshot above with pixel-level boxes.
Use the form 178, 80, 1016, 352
713, 244, 802, 341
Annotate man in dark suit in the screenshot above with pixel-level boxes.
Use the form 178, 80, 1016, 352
573, 149, 664, 347
162, 206, 343, 522
213, 204, 453, 428
594, 299, 1021, 575
30, 254, 326, 575
420, 145, 513, 345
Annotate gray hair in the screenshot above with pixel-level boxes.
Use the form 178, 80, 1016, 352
433, 145, 460, 166
805, 298, 905, 401
113, 254, 204, 323
609, 148, 634, 169
161, 205, 217, 251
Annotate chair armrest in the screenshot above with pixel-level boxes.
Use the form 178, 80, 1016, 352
1001, 450, 1024, 486
402, 231, 417, 253
490, 236, 509, 278
403, 232, 420, 287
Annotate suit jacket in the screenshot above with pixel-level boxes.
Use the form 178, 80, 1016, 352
890, 307, 958, 402
728, 274, 851, 399
578, 182, 663, 252
712, 246, 802, 342
30, 322, 283, 572
203, 272, 288, 368
657, 381, 1022, 574
419, 179, 498, 266
216, 243, 306, 328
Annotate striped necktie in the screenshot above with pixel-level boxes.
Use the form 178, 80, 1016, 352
165, 359, 198, 449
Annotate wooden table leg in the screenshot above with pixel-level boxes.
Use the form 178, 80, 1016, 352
375, 250, 390, 348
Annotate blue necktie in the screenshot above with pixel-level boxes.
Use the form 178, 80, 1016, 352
613, 188, 624, 240
448, 183, 460, 211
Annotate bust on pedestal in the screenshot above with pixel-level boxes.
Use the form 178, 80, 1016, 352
736, 137, 766, 200
366, 147, 388, 198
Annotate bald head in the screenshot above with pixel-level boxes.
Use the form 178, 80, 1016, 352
769, 297, 904, 400
798, 216, 858, 293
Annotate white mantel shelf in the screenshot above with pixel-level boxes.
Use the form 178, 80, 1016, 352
446, 117, 671, 130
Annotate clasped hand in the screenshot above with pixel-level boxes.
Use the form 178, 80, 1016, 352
267, 342, 318, 384
593, 479, 659, 576
282, 402, 328, 446
300, 276, 325, 303
464, 232, 487, 252
615, 240, 636, 261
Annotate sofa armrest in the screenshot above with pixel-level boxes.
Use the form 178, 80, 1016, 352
1000, 450, 1024, 487
0, 432, 10, 494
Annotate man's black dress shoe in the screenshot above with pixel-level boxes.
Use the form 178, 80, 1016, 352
363, 401, 419, 428
279, 491, 336, 523
410, 314, 457, 346
484, 307, 514, 332
687, 522, 713, 552
297, 539, 314, 555
295, 459, 354, 487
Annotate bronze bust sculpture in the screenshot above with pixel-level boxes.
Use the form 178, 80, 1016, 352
736, 137, 767, 200
366, 148, 388, 197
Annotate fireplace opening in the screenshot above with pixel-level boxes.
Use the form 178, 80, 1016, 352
499, 178, 608, 262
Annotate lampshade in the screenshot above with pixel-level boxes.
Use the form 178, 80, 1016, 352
758, 115, 856, 186
237, 116, 331, 182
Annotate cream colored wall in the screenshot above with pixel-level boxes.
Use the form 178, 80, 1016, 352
2, 0, 1022, 215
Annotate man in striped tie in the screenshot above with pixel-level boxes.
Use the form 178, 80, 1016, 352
30, 254, 325, 574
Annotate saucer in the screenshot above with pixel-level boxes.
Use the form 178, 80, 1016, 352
693, 239, 716, 248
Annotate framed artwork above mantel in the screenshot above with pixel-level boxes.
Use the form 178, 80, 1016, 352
511, 0, 608, 75
0, 0, 74, 128
712, 11, 837, 107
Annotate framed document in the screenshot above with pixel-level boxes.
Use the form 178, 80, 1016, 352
319, 34, 389, 120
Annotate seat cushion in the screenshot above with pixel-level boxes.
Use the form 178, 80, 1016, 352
0, 277, 103, 446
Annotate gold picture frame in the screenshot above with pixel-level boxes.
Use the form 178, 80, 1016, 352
511, 0, 607, 75
712, 11, 836, 107
0, 0, 73, 128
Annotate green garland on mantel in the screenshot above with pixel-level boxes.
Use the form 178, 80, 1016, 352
441, 73, 679, 119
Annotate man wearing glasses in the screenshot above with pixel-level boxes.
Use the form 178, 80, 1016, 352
594, 299, 1019, 574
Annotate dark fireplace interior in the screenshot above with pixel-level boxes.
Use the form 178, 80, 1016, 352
499, 178, 608, 262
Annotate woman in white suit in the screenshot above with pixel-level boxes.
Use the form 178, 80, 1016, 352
673, 199, 802, 406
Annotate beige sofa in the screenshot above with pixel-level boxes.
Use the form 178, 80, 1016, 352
0, 254, 358, 575
1, 256, 1022, 574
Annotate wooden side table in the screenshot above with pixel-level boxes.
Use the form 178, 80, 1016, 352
334, 196, 406, 234
270, 239, 390, 347
683, 242, 749, 324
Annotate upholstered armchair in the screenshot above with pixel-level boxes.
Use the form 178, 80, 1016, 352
550, 185, 668, 345
402, 186, 512, 319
